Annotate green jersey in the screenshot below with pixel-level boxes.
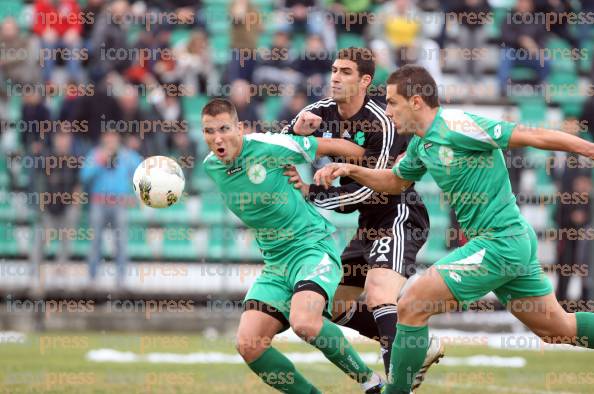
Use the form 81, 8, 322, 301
393, 107, 524, 238
204, 133, 336, 262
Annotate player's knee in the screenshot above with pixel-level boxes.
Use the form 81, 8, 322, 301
365, 283, 394, 308
290, 315, 323, 339
235, 333, 267, 362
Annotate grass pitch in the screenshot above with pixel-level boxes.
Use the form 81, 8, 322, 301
0, 332, 593, 393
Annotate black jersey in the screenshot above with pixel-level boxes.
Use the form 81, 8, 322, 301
282, 96, 428, 231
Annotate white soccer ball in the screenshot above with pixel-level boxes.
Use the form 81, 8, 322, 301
132, 156, 185, 208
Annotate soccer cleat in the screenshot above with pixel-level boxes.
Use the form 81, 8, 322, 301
411, 335, 445, 393
362, 372, 385, 394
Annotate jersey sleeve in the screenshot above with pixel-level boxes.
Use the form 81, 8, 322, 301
392, 138, 427, 181
281, 100, 325, 134
448, 112, 516, 151
249, 133, 318, 165
307, 108, 397, 212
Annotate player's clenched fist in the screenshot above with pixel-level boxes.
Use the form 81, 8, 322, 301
314, 163, 352, 189
293, 111, 322, 135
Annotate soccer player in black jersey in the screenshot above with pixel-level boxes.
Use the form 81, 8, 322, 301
281, 48, 442, 381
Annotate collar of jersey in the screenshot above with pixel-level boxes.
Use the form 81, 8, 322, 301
420, 106, 442, 140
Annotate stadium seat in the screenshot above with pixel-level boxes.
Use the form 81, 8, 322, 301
162, 225, 197, 260
337, 33, 366, 50
199, 193, 226, 225
0, 222, 18, 256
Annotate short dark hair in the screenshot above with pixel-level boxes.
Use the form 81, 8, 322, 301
386, 65, 439, 108
337, 47, 375, 81
201, 98, 238, 121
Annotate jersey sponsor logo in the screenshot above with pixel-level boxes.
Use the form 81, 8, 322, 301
424, 142, 433, 150
438, 146, 454, 166
494, 124, 502, 139
247, 164, 267, 184
226, 166, 243, 176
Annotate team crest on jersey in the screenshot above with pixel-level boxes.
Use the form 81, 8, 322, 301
247, 163, 267, 184
439, 146, 454, 166
354, 131, 365, 146
494, 124, 502, 138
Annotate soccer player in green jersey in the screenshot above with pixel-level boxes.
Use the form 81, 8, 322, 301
201, 98, 385, 393
314, 65, 594, 394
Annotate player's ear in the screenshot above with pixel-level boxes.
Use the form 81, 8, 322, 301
237, 120, 244, 136
361, 74, 372, 89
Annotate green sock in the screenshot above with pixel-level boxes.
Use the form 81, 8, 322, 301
385, 323, 429, 394
576, 312, 594, 349
247, 347, 321, 394
309, 319, 374, 383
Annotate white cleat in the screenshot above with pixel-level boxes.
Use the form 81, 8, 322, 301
362, 372, 385, 393
411, 335, 445, 393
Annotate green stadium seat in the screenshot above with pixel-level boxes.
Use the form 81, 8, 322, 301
206, 226, 226, 260
262, 96, 284, 122
337, 33, 365, 50
199, 193, 226, 225
162, 225, 196, 260
182, 94, 209, 133
170, 28, 192, 46
0, 222, 18, 256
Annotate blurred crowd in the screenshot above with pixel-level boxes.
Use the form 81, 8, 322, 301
0, 0, 592, 299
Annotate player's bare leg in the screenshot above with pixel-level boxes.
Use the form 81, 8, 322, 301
384, 268, 453, 394
236, 309, 322, 393
509, 293, 594, 348
290, 290, 385, 392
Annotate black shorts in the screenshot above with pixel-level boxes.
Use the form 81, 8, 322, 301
340, 203, 429, 288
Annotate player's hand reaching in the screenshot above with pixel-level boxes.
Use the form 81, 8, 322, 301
293, 111, 322, 135
284, 165, 309, 197
314, 163, 352, 189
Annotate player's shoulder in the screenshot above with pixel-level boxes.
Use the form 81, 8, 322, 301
202, 151, 220, 173
363, 98, 394, 132
302, 97, 337, 114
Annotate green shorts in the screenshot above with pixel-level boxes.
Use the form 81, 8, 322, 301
244, 237, 342, 321
434, 226, 553, 308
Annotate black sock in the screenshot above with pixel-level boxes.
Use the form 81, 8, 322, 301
332, 301, 379, 340
372, 303, 398, 376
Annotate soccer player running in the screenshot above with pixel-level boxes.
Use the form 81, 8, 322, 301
201, 98, 385, 393
315, 65, 594, 393
282, 47, 440, 380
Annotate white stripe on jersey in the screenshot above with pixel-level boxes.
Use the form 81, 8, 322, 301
313, 100, 394, 209
245, 133, 314, 163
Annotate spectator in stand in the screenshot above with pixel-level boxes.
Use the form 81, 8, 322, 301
229, 79, 260, 133
21, 92, 50, 159
30, 129, 81, 290
370, 0, 443, 85
0, 18, 42, 89
551, 118, 592, 307
67, 74, 123, 153
291, 35, 332, 102
170, 30, 219, 96
116, 85, 155, 157
253, 31, 301, 89
88, 0, 131, 81
278, 88, 309, 131
498, 0, 550, 97
148, 87, 185, 155
80, 129, 142, 287
275, 0, 335, 52
33, 0, 85, 83
450, 0, 490, 83
168, 130, 196, 191
327, 0, 372, 38
228, 0, 262, 83
535, 0, 580, 53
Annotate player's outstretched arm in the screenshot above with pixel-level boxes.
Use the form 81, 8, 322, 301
508, 125, 594, 159
313, 163, 412, 195
315, 138, 366, 163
